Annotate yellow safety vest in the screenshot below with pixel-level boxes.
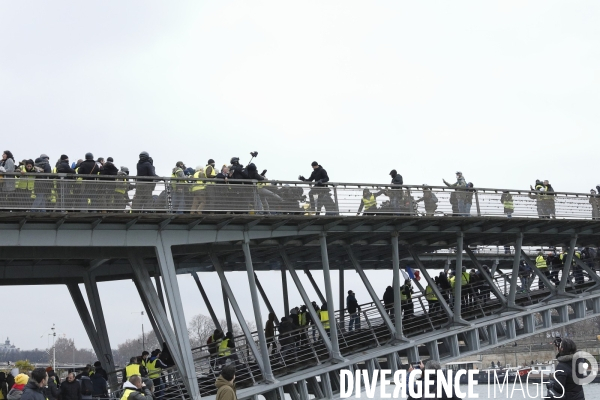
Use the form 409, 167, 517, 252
425, 285, 438, 301
319, 310, 330, 329
191, 171, 206, 192
218, 338, 231, 357
121, 389, 137, 400
146, 359, 161, 379
16, 167, 35, 191
536, 255, 547, 269
461, 272, 470, 286
362, 194, 376, 210
115, 178, 128, 194
171, 168, 183, 190
125, 364, 140, 378
205, 165, 217, 178
503, 200, 514, 210
449, 276, 456, 289
298, 312, 307, 326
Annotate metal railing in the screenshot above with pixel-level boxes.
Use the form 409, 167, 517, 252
183, 259, 599, 396
0, 173, 599, 219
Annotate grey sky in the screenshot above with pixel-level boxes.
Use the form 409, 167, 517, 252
1, 1, 599, 351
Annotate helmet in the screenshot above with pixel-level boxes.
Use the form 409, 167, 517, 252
120, 166, 129, 174
456, 171, 462, 175
230, 157, 240, 164
139, 151, 149, 159
85, 152, 94, 160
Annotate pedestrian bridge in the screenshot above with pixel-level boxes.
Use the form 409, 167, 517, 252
0, 178, 599, 399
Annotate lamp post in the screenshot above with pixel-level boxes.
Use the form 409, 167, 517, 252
51, 324, 56, 371
132, 311, 145, 351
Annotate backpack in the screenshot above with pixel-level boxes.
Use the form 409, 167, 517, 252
81, 379, 93, 396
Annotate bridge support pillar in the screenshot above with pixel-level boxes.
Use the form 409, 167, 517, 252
133, 279, 165, 346
507, 233, 526, 311
505, 319, 517, 340
574, 258, 600, 286
339, 265, 345, 326
67, 283, 116, 387
222, 286, 233, 334
391, 233, 407, 341
82, 273, 118, 389
426, 340, 440, 361
191, 272, 222, 331
304, 269, 326, 305
406, 346, 420, 363
242, 233, 276, 383
557, 236, 578, 296
408, 247, 454, 320
253, 271, 279, 327
210, 252, 271, 380
465, 247, 507, 306
155, 239, 201, 400
346, 246, 396, 334
321, 372, 334, 399
523, 314, 535, 334
319, 232, 346, 362
488, 323, 498, 345
387, 352, 400, 372
281, 267, 290, 319
129, 254, 200, 400
452, 233, 469, 326
280, 248, 333, 356
593, 298, 600, 314
465, 329, 480, 352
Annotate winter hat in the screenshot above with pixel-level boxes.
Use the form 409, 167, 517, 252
15, 374, 29, 385
60, 154, 69, 161
46, 367, 53, 372
40, 154, 49, 160
207, 159, 215, 164
107, 157, 114, 162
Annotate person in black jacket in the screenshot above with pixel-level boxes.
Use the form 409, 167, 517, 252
20, 369, 47, 400
59, 373, 81, 400
132, 151, 158, 211
548, 338, 586, 400
383, 286, 394, 319
346, 290, 361, 332
299, 162, 337, 215
278, 317, 296, 360
76, 153, 100, 210
89, 372, 107, 398
97, 157, 118, 211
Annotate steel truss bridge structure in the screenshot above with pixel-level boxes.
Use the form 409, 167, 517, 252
1, 179, 600, 399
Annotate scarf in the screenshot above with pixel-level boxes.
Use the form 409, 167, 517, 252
12, 384, 25, 391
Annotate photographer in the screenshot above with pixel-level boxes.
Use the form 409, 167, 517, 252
299, 161, 337, 215
547, 338, 586, 399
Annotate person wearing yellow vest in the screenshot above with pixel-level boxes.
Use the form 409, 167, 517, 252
171, 162, 187, 214
16, 160, 36, 210
203, 159, 218, 212
500, 191, 514, 218
146, 349, 168, 397
218, 332, 239, 367
535, 251, 549, 289
400, 281, 414, 319
357, 189, 382, 216
191, 167, 206, 214
121, 376, 152, 400
425, 284, 439, 314
124, 357, 141, 383
319, 302, 330, 332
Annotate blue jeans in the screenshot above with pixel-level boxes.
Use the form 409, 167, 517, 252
348, 312, 361, 331
457, 199, 466, 215
464, 202, 472, 216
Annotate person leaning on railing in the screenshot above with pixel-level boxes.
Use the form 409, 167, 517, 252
16, 160, 36, 210
589, 189, 600, 220
443, 171, 467, 216
0, 150, 16, 209
132, 152, 158, 211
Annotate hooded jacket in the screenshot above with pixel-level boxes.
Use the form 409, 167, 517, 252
215, 376, 236, 400
346, 293, 359, 314
137, 158, 157, 178
121, 381, 152, 400
77, 159, 99, 179
549, 353, 585, 400
100, 162, 118, 176
383, 287, 394, 307
19, 382, 45, 400
56, 160, 76, 175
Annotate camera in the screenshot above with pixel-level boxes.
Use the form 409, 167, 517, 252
553, 337, 562, 348
250, 151, 258, 158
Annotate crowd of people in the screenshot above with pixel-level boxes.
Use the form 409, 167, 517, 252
2, 151, 600, 217
0, 350, 173, 400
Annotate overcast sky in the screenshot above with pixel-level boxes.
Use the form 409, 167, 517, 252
1, 1, 599, 353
